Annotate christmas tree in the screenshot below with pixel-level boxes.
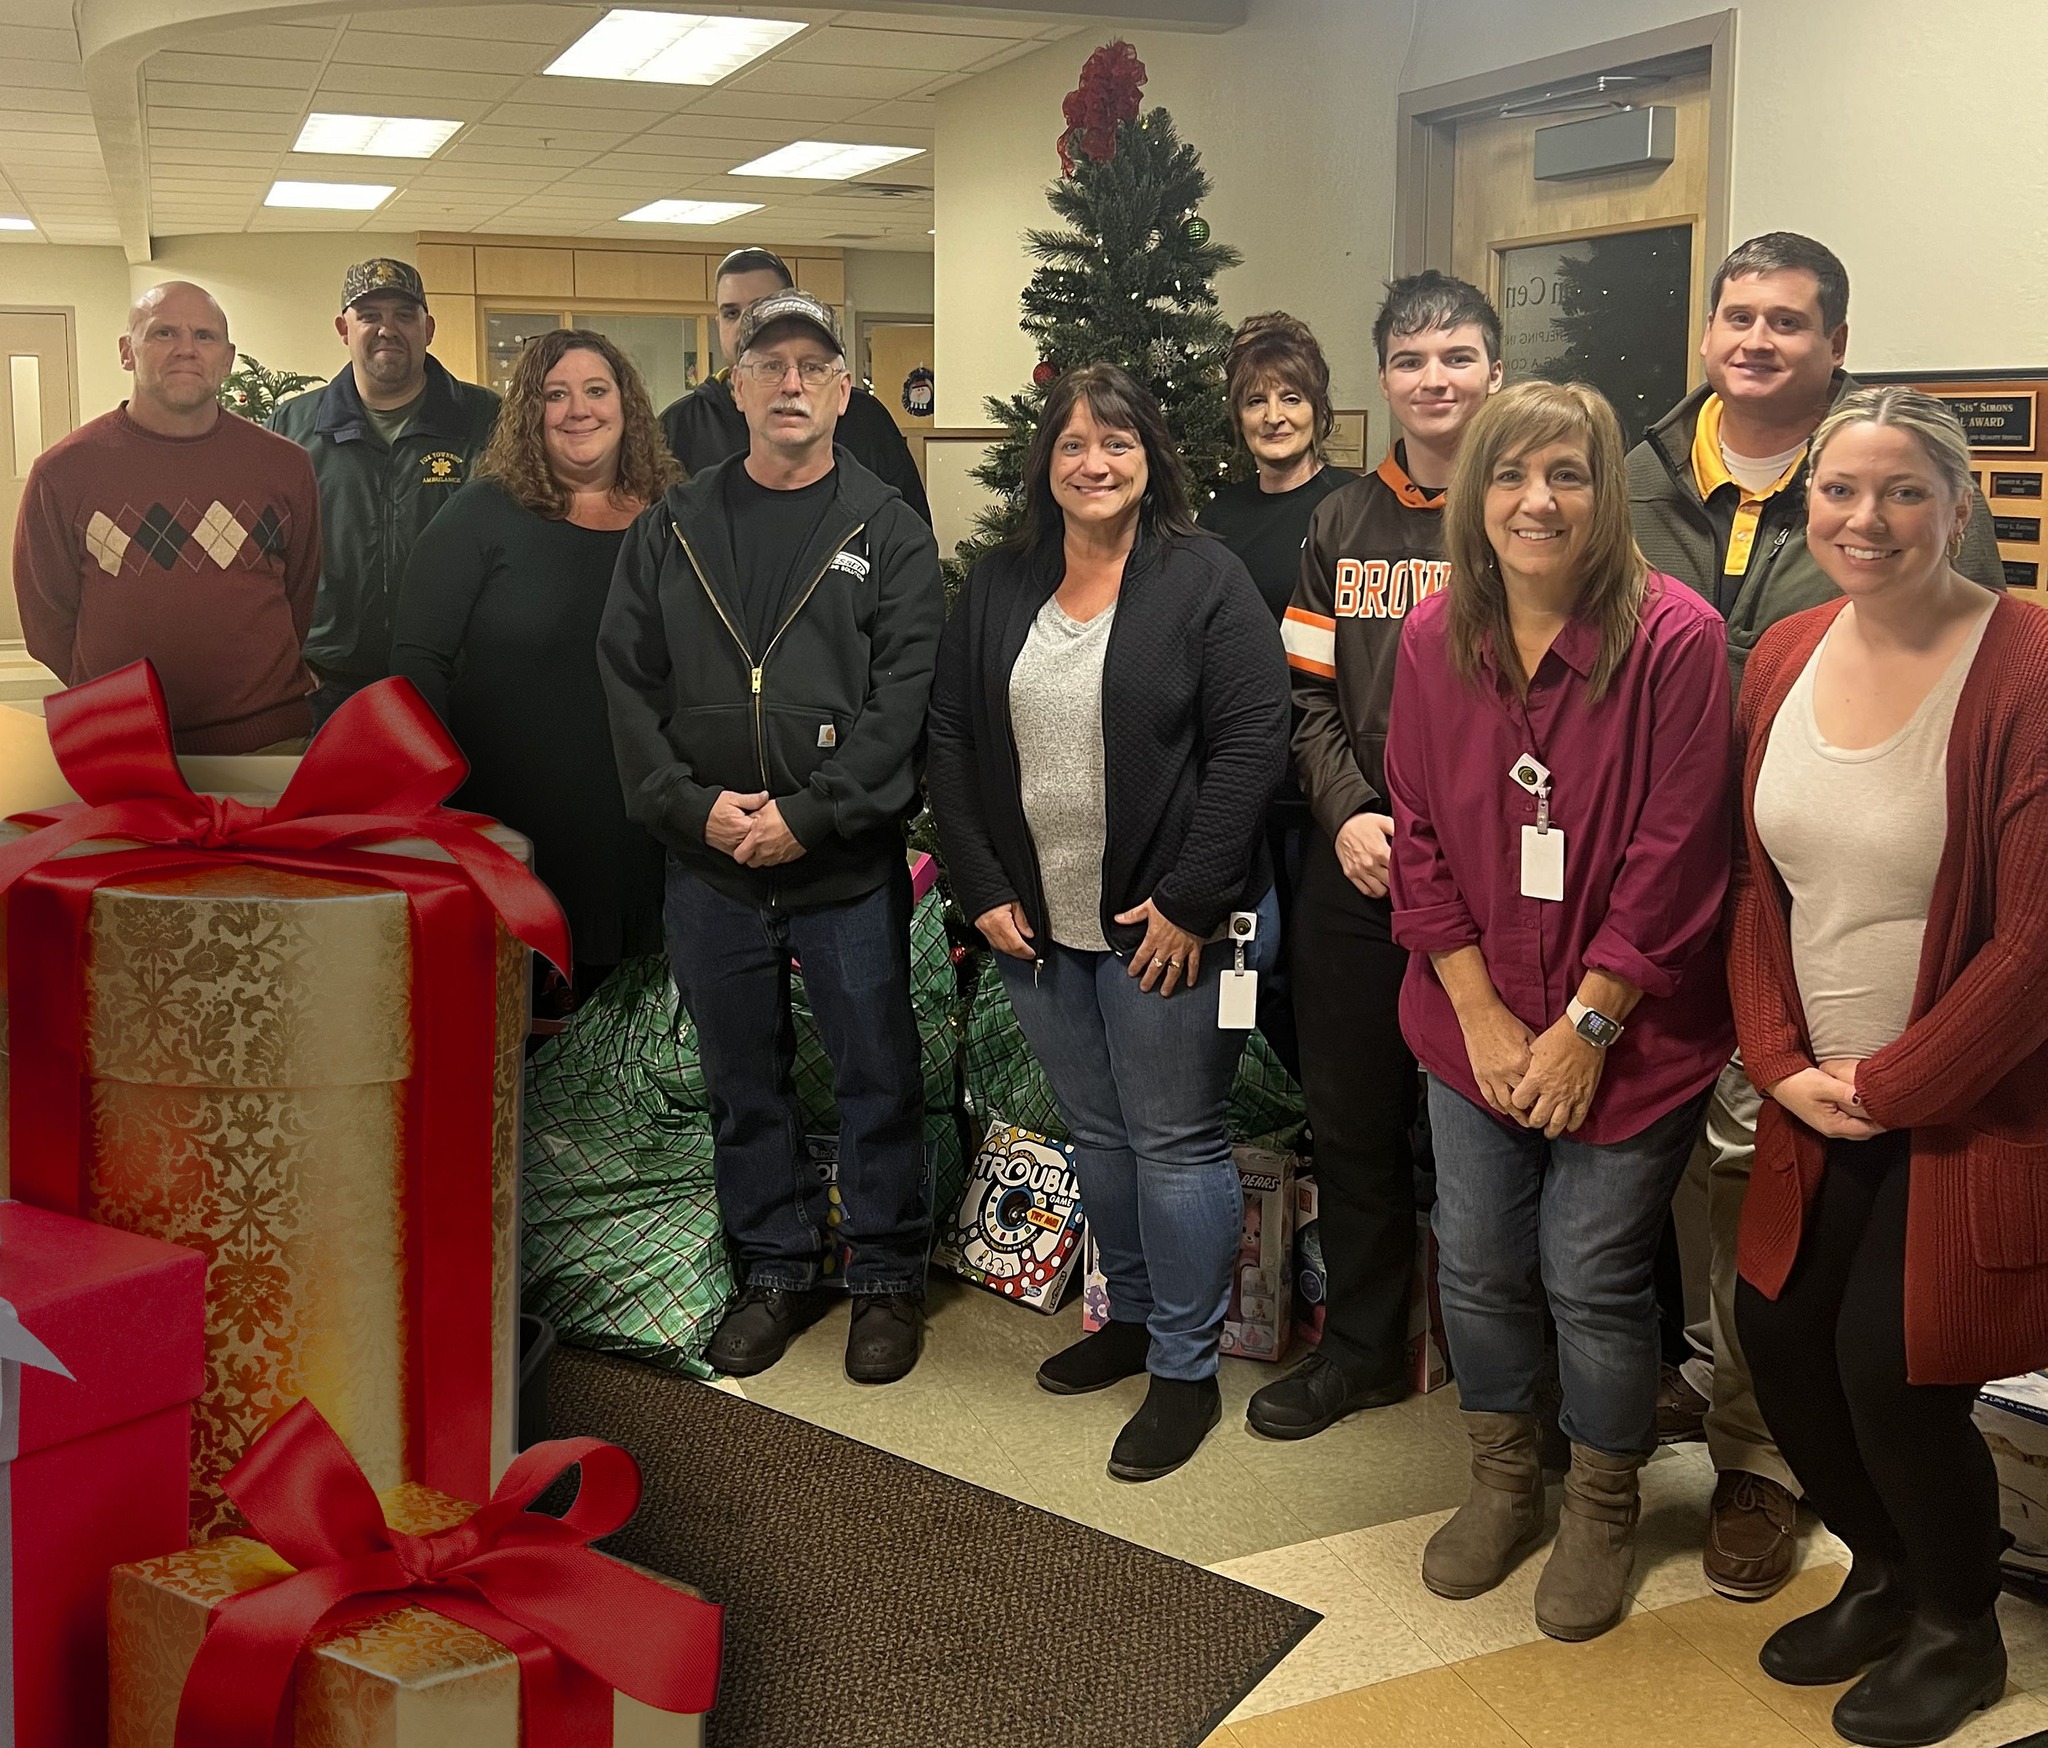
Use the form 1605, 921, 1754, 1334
949, 41, 1243, 578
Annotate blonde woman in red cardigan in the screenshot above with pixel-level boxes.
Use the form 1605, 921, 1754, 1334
1731, 385, 2048, 1748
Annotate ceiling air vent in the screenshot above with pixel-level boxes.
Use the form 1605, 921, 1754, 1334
839, 182, 929, 200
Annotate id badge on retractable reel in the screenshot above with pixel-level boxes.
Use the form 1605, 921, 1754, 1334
1511, 753, 1564, 901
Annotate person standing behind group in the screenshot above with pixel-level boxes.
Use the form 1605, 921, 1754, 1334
392, 329, 678, 998
928, 363, 1289, 1483
1626, 232, 2006, 1602
1197, 312, 1350, 1080
659, 247, 931, 525
13, 281, 319, 753
272, 258, 501, 728
1244, 273, 1502, 1444
1730, 388, 2048, 1748
1387, 381, 1735, 1644
602, 290, 942, 1388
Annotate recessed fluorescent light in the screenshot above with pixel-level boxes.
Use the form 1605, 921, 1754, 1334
264, 180, 394, 211
730, 141, 925, 180
0, 216, 35, 231
293, 113, 462, 158
620, 199, 763, 225
545, 10, 804, 85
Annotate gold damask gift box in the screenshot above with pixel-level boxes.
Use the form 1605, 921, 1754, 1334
108, 1483, 705, 1748
0, 676, 563, 1538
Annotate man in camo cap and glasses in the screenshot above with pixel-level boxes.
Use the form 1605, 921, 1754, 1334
271, 256, 500, 727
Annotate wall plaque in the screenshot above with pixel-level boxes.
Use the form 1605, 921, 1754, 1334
1932, 392, 2034, 451
1991, 471, 2043, 498
1994, 515, 2042, 544
2005, 561, 2040, 590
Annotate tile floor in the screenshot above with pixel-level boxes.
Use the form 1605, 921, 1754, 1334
729, 1277, 2048, 1747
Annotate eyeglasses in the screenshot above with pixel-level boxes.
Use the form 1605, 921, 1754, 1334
735, 357, 843, 387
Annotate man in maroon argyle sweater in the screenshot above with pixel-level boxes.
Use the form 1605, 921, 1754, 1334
12, 281, 321, 753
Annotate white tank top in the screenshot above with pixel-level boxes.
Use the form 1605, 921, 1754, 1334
1753, 603, 1993, 1061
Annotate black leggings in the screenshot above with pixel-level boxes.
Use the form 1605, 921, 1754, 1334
1736, 1130, 2003, 1617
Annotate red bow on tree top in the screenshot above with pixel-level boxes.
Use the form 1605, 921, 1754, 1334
174, 1400, 725, 1747
1059, 39, 1146, 174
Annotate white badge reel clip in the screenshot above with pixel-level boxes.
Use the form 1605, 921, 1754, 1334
1511, 754, 1565, 901
1218, 910, 1259, 1029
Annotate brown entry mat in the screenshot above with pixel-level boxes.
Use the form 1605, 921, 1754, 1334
548, 1346, 1319, 1748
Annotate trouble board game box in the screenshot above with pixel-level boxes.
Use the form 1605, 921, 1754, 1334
933, 1125, 1087, 1313
1082, 1147, 1296, 1362
1977, 1373, 2048, 1564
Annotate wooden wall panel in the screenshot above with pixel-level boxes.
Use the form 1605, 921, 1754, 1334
415, 242, 475, 295
573, 250, 707, 302
430, 294, 480, 385
793, 256, 846, 304
473, 246, 575, 299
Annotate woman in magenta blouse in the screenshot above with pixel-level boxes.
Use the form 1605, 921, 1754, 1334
1384, 380, 1734, 1644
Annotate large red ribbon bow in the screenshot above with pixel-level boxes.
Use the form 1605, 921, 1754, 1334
175, 1398, 724, 1747
0, 661, 570, 1505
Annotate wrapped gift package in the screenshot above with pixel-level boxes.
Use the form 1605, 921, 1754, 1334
109, 1481, 706, 1748
0, 676, 561, 1537
934, 1124, 1086, 1312
1976, 1374, 2048, 1567
0, 1199, 205, 1748
1083, 1147, 1296, 1359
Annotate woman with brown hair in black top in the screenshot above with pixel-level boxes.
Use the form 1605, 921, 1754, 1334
393, 328, 680, 998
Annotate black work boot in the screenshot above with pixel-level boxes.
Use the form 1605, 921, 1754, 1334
1107, 1375, 1222, 1482
1246, 1349, 1409, 1439
1759, 1558, 1915, 1686
706, 1284, 822, 1377
845, 1292, 924, 1384
1037, 1320, 1151, 1395
1831, 1605, 2006, 1747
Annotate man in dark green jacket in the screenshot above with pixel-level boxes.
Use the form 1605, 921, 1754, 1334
1627, 231, 2005, 1607
660, 247, 931, 525
601, 289, 943, 1388
271, 258, 500, 725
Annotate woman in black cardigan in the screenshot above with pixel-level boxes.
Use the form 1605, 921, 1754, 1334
928, 363, 1290, 1481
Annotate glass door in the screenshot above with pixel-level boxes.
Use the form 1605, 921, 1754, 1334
482, 307, 709, 408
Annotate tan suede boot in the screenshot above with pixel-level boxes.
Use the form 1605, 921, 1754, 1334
1422, 1411, 1545, 1600
1533, 1444, 1644, 1641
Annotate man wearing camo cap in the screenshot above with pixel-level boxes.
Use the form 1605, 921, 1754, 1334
271, 256, 499, 726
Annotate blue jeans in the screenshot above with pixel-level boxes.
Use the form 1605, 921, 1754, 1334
664, 859, 929, 1295
1428, 1076, 1711, 1456
998, 888, 1279, 1380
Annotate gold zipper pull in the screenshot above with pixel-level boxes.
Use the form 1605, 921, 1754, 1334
751, 667, 763, 694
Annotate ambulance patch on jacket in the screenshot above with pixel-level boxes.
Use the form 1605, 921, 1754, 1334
828, 549, 869, 580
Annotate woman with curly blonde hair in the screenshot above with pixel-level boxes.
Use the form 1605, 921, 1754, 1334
394, 328, 681, 998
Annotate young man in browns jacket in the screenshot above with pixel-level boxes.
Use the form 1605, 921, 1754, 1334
1251, 272, 1502, 1440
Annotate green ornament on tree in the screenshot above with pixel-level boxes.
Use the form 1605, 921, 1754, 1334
1183, 215, 1210, 245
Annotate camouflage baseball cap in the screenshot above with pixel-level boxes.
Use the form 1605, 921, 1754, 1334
340, 257, 428, 313
734, 288, 842, 357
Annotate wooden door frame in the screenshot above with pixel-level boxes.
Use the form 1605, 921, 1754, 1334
1393, 11, 1735, 281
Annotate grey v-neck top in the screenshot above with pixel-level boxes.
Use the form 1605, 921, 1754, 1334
1008, 593, 1115, 950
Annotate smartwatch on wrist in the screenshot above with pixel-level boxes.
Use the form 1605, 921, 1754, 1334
1566, 997, 1623, 1049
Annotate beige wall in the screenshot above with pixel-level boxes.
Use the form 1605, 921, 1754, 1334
936, 0, 2048, 438
136, 231, 421, 392
0, 240, 136, 419
844, 248, 935, 320
934, 0, 1413, 430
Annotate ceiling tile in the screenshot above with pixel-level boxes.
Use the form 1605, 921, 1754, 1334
147, 52, 318, 88
0, 61, 85, 92
486, 101, 673, 132
778, 26, 1001, 73
4, 0, 81, 28
332, 30, 547, 75
370, 5, 595, 45
723, 61, 929, 101
147, 80, 308, 114
180, 23, 337, 61
0, 86, 91, 115
150, 148, 281, 170
0, 27, 81, 65
316, 67, 522, 101
463, 123, 630, 151
672, 88, 865, 124
490, 75, 696, 114
829, 11, 1036, 38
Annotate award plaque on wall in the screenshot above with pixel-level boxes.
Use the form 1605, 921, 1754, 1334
1860, 369, 2048, 601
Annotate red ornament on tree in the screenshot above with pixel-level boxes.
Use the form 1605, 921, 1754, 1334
1057, 40, 1146, 175
1032, 360, 1058, 386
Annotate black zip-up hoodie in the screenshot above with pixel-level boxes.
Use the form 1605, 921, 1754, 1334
599, 448, 943, 910
927, 531, 1289, 958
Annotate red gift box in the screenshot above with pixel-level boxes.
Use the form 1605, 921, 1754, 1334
0, 1199, 205, 1748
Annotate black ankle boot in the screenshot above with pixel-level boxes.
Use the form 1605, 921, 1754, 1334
1036, 1320, 1150, 1395
1107, 1375, 1221, 1482
1831, 1605, 2006, 1748
1759, 1559, 1915, 1686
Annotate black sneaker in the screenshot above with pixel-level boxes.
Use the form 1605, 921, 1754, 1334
846, 1292, 923, 1384
1108, 1375, 1222, 1482
1246, 1349, 1409, 1439
705, 1284, 821, 1378
1037, 1321, 1151, 1395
